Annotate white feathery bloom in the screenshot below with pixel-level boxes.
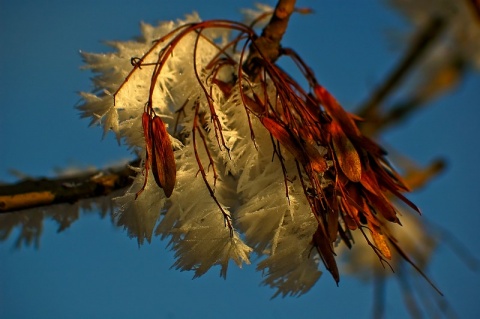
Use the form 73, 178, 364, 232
80, 13, 253, 277
227, 85, 323, 294
79, 8, 425, 297
79, 13, 321, 290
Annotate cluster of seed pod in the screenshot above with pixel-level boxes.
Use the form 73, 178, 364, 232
121, 19, 424, 285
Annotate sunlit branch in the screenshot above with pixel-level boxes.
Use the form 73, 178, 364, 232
0, 160, 138, 214
243, 0, 296, 79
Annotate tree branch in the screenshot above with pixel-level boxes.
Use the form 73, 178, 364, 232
357, 16, 447, 135
402, 159, 445, 190
363, 55, 465, 136
243, 0, 296, 79
0, 160, 138, 214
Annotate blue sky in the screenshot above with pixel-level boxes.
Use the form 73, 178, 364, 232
1, 1, 479, 318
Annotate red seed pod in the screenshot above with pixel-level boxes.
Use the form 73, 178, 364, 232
136, 112, 154, 199
136, 111, 176, 198
261, 117, 327, 173
330, 122, 362, 182
151, 116, 176, 197
314, 84, 360, 138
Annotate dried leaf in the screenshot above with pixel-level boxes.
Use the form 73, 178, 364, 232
136, 112, 176, 198
314, 84, 360, 137
327, 208, 339, 242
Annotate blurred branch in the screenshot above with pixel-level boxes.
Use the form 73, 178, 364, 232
0, 160, 138, 214
365, 56, 465, 135
402, 159, 446, 191
357, 17, 447, 135
353, 14, 451, 204
468, 0, 480, 19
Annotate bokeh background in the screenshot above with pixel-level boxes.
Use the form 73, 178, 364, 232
1, 0, 479, 318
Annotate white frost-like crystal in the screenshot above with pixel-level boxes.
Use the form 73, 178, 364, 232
79, 8, 330, 296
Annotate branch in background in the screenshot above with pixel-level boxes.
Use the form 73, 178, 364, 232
364, 55, 465, 136
357, 17, 447, 136
0, 160, 138, 214
402, 159, 445, 190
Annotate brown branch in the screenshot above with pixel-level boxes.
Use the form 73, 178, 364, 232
364, 56, 465, 136
243, 0, 296, 79
357, 16, 447, 135
0, 160, 138, 214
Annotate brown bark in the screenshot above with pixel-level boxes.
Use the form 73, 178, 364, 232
0, 160, 138, 213
243, 0, 296, 79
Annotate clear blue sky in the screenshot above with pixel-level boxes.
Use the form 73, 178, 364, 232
1, 1, 479, 318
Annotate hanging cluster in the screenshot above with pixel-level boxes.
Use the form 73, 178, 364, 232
79, 10, 423, 296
